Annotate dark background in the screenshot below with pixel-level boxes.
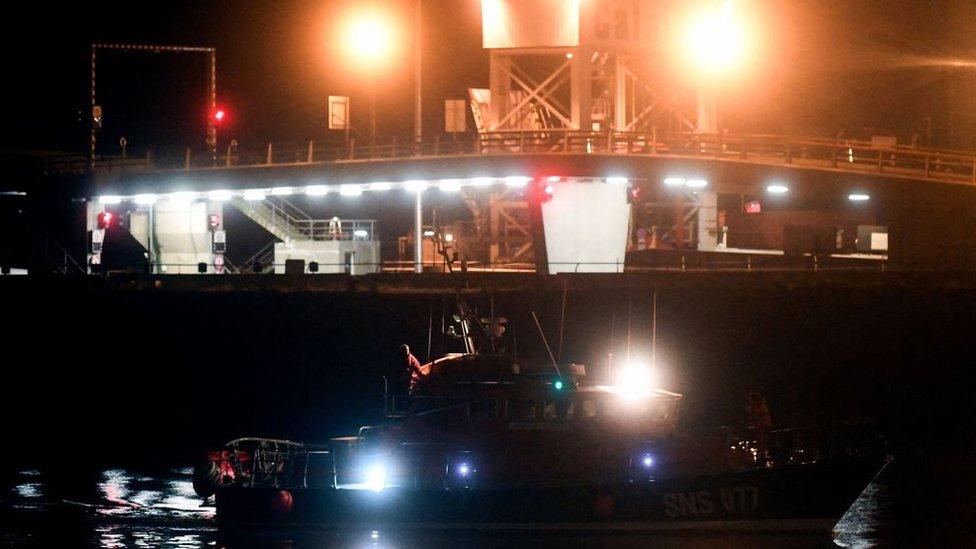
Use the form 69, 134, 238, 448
2, 276, 973, 470
5, 0, 976, 156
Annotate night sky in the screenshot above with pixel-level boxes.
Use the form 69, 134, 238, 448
6, 0, 976, 157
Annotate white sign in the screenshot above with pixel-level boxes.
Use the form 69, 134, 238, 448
445, 99, 467, 133
328, 95, 350, 130
870, 232, 888, 251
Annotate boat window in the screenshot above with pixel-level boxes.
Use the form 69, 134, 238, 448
508, 399, 537, 422
543, 398, 571, 421
470, 398, 497, 422
580, 399, 598, 419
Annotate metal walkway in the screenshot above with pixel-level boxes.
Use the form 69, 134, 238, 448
48, 131, 976, 187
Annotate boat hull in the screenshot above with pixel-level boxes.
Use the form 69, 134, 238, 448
215, 455, 884, 531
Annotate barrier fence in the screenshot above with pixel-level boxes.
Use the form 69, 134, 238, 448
46, 130, 976, 186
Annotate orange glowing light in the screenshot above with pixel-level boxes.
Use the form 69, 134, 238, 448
685, 0, 748, 74
343, 13, 396, 65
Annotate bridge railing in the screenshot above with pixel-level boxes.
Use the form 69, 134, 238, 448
89, 253, 897, 276
49, 131, 976, 185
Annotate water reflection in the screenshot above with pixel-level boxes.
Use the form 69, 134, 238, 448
0, 466, 890, 548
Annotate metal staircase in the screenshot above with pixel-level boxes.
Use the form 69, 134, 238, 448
229, 197, 377, 244
228, 197, 312, 243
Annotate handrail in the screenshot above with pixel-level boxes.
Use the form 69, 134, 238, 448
48, 130, 976, 186
241, 241, 276, 271
43, 237, 86, 274
229, 197, 379, 243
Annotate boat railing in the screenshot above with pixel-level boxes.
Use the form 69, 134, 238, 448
724, 421, 887, 467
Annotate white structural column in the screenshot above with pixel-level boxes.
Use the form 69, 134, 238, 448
414, 190, 423, 273
414, 0, 423, 149
128, 200, 222, 273
696, 191, 719, 251
613, 55, 628, 131
541, 181, 630, 273
697, 85, 718, 134
488, 52, 512, 130
570, 47, 592, 130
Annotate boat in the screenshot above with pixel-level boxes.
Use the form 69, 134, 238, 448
193, 299, 888, 532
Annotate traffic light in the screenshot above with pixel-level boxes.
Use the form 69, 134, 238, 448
97, 211, 114, 229
211, 106, 228, 126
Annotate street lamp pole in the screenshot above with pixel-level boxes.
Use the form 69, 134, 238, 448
370, 75, 377, 149
412, 0, 424, 273
414, 0, 423, 153
414, 190, 423, 273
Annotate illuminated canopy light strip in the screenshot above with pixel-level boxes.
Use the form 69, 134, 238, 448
766, 184, 789, 194
606, 176, 629, 185
134, 194, 157, 205
340, 184, 363, 196
848, 193, 870, 202
663, 178, 686, 187
404, 180, 429, 192
685, 179, 709, 188
168, 191, 197, 205
94, 176, 530, 202
438, 179, 462, 192
209, 190, 232, 201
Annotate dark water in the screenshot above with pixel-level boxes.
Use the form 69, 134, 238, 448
3, 283, 976, 546
0, 461, 911, 548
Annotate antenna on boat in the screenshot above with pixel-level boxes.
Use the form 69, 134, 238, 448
626, 299, 633, 362
531, 310, 562, 378
607, 313, 615, 382
426, 302, 433, 363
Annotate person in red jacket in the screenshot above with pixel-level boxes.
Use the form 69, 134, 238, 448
401, 344, 424, 392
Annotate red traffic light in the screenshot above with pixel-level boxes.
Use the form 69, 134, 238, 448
211, 107, 228, 125
97, 211, 114, 229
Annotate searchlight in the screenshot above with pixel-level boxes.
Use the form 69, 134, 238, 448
613, 362, 656, 400
364, 462, 388, 492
